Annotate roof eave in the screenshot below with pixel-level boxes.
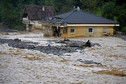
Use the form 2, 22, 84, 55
67, 22, 119, 24
67, 23, 119, 26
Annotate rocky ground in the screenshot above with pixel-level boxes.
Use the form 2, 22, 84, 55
0, 31, 126, 84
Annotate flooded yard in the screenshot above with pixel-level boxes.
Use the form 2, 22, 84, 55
0, 32, 126, 84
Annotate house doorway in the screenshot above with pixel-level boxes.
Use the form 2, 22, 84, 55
28, 24, 32, 32
52, 26, 61, 37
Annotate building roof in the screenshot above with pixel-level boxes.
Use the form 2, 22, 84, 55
23, 5, 56, 20
54, 9, 119, 24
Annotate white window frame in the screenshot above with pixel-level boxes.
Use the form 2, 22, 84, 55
70, 28, 75, 34
88, 28, 93, 33
103, 28, 107, 33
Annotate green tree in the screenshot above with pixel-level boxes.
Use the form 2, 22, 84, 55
73, 0, 82, 8
1, 0, 13, 26
0, 0, 2, 23
80, 0, 98, 13
1, 0, 25, 30
117, 4, 126, 31
102, 2, 116, 20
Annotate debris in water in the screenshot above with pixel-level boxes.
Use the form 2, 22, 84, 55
0, 38, 101, 55
85, 40, 91, 47
77, 59, 104, 66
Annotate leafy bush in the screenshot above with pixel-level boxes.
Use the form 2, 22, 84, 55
122, 27, 126, 34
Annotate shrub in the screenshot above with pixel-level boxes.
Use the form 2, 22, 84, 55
122, 27, 126, 34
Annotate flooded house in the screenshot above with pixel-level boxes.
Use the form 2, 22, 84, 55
22, 5, 56, 31
40, 7, 119, 38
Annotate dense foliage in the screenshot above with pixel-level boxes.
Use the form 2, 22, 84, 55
0, 0, 126, 32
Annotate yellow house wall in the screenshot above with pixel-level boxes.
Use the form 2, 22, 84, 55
107, 26, 113, 35
42, 24, 53, 36
67, 26, 86, 37
65, 26, 114, 38
96, 26, 113, 36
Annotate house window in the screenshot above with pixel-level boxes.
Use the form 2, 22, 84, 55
89, 28, 93, 33
70, 28, 75, 34
103, 28, 107, 33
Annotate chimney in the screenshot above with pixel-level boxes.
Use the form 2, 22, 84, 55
42, 6, 45, 11
77, 6, 80, 11
74, 6, 76, 9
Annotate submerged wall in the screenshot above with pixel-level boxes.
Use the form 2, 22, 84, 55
62, 26, 114, 38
